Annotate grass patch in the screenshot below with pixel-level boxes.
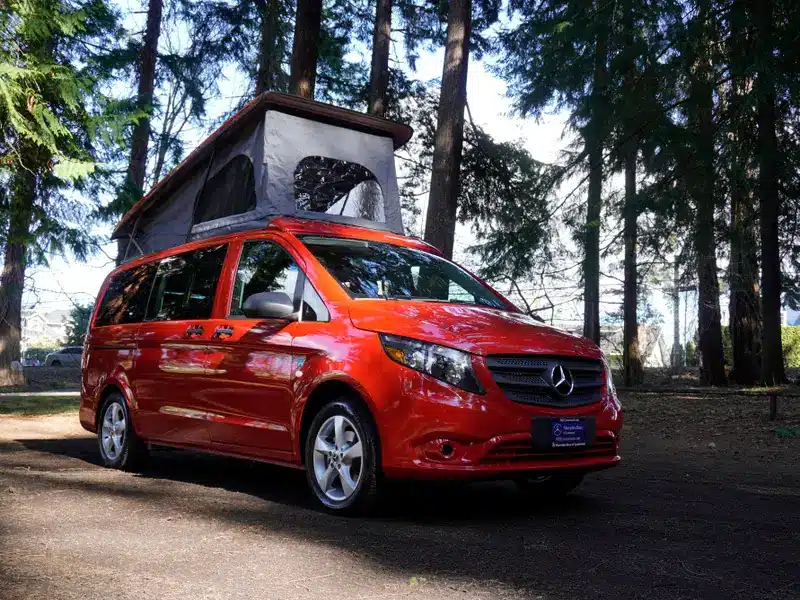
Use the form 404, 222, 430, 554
0, 394, 80, 416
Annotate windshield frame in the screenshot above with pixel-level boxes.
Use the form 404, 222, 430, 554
297, 234, 515, 311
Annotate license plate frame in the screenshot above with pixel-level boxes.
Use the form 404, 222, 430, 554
531, 417, 596, 450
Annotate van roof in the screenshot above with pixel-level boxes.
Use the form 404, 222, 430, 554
111, 216, 441, 273
113, 92, 414, 240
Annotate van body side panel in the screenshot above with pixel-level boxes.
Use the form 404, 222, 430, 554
203, 320, 296, 452
80, 324, 139, 433
132, 320, 215, 445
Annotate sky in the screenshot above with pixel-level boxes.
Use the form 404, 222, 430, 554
24, 9, 698, 355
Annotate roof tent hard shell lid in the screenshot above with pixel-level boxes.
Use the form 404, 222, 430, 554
114, 92, 414, 262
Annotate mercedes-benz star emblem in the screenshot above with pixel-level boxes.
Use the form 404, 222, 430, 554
551, 364, 574, 397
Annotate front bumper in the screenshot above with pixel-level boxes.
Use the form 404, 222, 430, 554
384, 431, 620, 479
376, 359, 623, 480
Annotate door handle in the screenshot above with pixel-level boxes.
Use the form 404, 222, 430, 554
185, 325, 204, 337
213, 325, 234, 339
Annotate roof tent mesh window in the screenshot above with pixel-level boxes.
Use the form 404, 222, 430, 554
294, 156, 385, 222
193, 155, 257, 225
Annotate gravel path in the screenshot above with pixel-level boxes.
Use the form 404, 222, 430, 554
1, 396, 798, 600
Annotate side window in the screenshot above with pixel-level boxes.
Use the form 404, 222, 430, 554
193, 155, 257, 225
67, 348, 82, 355
146, 245, 227, 321
230, 241, 301, 316
94, 262, 157, 327
301, 281, 329, 322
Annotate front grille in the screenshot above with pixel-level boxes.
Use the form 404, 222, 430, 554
484, 435, 616, 464
486, 354, 604, 407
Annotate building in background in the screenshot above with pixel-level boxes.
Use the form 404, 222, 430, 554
21, 307, 69, 350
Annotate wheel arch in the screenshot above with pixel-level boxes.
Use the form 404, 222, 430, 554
95, 380, 137, 430
297, 379, 381, 467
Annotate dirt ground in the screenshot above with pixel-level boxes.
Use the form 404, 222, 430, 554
0, 393, 798, 600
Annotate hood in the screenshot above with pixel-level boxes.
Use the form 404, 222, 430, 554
348, 299, 601, 358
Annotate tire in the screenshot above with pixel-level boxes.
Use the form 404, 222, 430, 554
50, 360, 61, 367
97, 392, 148, 471
515, 472, 584, 499
304, 399, 380, 515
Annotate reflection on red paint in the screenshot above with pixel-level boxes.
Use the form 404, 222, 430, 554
80, 216, 622, 481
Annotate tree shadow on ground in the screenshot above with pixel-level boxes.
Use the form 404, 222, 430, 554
9, 436, 800, 599
16, 436, 604, 521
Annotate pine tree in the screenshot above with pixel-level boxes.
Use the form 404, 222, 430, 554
725, 0, 760, 385
368, 0, 392, 116
423, 0, 472, 259
684, 0, 726, 385
619, 0, 643, 385
582, 0, 612, 344
254, 0, 290, 95
0, 0, 127, 384
125, 0, 163, 198
752, 0, 786, 384
289, 0, 323, 98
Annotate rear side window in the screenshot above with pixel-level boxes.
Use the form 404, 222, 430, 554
146, 245, 227, 321
230, 241, 301, 316
94, 263, 157, 327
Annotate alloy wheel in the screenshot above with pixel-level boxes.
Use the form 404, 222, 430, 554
312, 415, 363, 501
101, 401, 126, 461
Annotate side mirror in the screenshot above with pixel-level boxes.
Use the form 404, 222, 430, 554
242, 292, 297, 320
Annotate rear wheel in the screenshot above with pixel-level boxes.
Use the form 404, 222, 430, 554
515, 472, 584, 499
50, 360, 62, 366
305, 399, 380, 515
97, 393, 148, 470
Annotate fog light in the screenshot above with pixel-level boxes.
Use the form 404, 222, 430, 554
440, 443, 454, 458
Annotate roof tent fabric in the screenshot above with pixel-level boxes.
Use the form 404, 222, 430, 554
114, 92, 413, 262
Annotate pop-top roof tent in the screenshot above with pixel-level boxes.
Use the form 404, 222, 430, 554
113, 92, 414, 262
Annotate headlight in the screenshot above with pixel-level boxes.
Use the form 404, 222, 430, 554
379, 334, 483, 393
602, 355, 620, 406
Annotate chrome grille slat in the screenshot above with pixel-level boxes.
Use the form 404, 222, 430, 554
487, 354, 604, 408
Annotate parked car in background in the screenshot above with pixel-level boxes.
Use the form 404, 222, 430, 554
45, 346, 83, 367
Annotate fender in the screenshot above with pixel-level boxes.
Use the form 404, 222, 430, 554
85, 368, 139, 434
291, 363, 380, 460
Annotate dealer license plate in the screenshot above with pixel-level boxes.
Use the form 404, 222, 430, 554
531, 417, 596, 450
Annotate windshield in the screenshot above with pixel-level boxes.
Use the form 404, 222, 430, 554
300, 236, 508, 310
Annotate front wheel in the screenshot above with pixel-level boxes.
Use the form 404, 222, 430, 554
305, 400, 380, 515
515, 472, 584, 499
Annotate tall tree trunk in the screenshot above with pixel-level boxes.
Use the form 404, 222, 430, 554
621, 0, 642, 385
0, 171, 35, 386
728, 85, 761, 385
423, 0, 471, 259
127, 0, 163, 192
623, 143, 642, 384
754, 0, 786, 385
582, 0, 610, 344
289, 0, 322, 99
671, 260, 681, 370
368, 0, 392, 117
729, 182, 761, 384
255, 0, 283, 95
688, 4, 726, 385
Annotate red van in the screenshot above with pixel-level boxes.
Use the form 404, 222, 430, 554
80, 216, 622, 513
